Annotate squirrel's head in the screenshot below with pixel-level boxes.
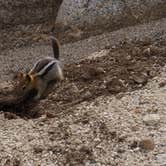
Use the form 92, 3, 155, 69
13, 72, 34, 94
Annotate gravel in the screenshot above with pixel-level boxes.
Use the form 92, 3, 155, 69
0, 19, 165, 165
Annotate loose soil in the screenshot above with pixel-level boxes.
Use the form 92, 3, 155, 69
0, 18, 166, 165
1, 40, 165, 119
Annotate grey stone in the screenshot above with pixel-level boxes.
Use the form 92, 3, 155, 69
132, 74, 147, 84
143, 114, 160, 126
156, 154, 166, 166
0, 0, 62, 29
56, 0, 166, 32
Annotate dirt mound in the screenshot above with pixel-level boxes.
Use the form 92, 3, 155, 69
1, 40, 165, 119
47, 40, 165, 112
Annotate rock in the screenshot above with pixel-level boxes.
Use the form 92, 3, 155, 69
117, 148, 125, 154
66, 26, 83, 40
133, 108, 142, 114
70, 83, 79, 94
65, 83, 80, 95
132, 74, 147, 84
143, 114, 160, 126
45, 112, 56, 119
148, 70, 157, 77
159, 80, 166, 88
131, 47, 141, 56
88, 67, 106, 78
4, 112, 18, 120
143, 47, 151, 56
156, 154, 166, 165
131, 125, 140, 132
95, 67, 106, 74
81, 72, 91, 81
139, 138, 155, 151
106, 78, 125, 93
82, 91, 92, 100
13, 158, 21, 166
147, 108, 158, 113
130, 140, 139, 149
0, 0, 63, 28
159, 128, 166, 132
81, 67, 105, 81
0, 81, 14, 95
56, 0, 166, 35
33, 145, 44, 153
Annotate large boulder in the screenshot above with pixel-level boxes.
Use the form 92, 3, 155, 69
0, 0, 166, 50
56, 0, 166, 32
0, 0, 62, 29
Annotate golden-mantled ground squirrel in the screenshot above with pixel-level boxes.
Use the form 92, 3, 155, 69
14, 36, 64, 99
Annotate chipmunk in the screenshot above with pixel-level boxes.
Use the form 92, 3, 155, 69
14, 36, 64, 99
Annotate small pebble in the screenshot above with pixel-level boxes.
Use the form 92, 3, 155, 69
156, 154, 166, 165
143, 114, 160, 126
139, 138, 155, 150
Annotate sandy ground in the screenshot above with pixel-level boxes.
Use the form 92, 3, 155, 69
0, 18, 166, 166
0, 18, 166, 81
0, 69, 166, 166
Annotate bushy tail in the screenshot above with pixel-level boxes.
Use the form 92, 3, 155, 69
50, 36, 60, 60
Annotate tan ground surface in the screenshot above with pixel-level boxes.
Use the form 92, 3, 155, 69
0, 19, 165, 166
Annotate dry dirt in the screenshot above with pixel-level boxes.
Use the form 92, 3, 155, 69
0, 19, 165, 166
1, 39, 166, 119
